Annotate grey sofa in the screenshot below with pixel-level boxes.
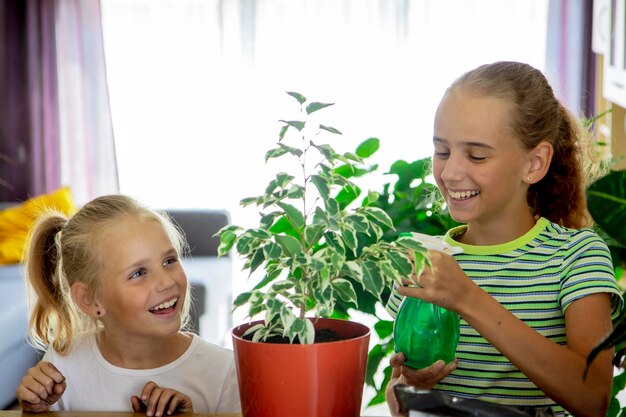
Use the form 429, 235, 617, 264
0, 263, 40, 409
0, 208, 232, 409
164, 209, 233, 343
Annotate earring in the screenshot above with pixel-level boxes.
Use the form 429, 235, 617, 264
527, 175, 533, 182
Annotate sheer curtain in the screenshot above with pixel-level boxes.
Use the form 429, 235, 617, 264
0, 0, 117, 205
101, 0, 548, 228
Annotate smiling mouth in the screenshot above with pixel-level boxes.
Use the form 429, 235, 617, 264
448, 190, 480, 200
149, 297, 178, 314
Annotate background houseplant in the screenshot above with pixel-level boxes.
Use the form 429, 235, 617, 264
584, 169, 626, 417
216, 92, 432, 417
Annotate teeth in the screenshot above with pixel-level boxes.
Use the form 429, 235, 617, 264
151, 298, 178, 311
449, 190, 480, 199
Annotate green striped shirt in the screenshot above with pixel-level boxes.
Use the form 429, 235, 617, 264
387, 217, 623, 417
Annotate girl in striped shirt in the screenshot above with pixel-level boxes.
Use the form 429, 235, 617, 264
386, 61, 622, 417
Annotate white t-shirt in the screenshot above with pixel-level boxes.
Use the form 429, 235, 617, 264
43, 331, 241, 413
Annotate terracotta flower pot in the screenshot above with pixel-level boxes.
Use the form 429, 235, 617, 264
232, 317, 371, 417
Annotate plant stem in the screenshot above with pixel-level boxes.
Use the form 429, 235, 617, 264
299, 278, 307, 320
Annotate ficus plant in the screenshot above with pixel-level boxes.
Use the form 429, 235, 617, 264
215, 91, 430, 344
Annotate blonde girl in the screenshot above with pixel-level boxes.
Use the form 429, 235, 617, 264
16, 195, 240, 416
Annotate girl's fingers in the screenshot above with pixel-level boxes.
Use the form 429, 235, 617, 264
44, 381, 66, 404
163, 392, 193, 415
16, 382, 44, 405
141, 380, 159, 403
156, 390, 177, 417
19, 399, 51, 413
38, 362, 65, 385
155, 390, 184, 417
27, 368, 54, 397
166, 395, 180, 416
131, 395, 146, 413
141, 381, 162, 417
139, 381, 193, 416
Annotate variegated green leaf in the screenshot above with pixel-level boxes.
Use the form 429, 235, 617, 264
235, 235, 253, 255
387, 251, 413, 276
271, 280, 294, 292
278, 124, 289, 141
243, 323, 265, 338
288, 318, 306, 340
265, 147, 289, 162
319, 124, 342, 135
217, 230, 237, 256
345, 214, 369, 233
306, 101, 334, 114
361, 206, 394, 230
265, 297, 283, 323
325, 198, 340, 216
279, 120, 305, 131
263, 242, 283, 260
342, 152, 363, 163
286, 91, 306, 104
279, 142, 304, 157
260, 212, 280, 229
233, 291, 253, 308
310, 257, 325, 271
330, 250, 344, 271
303, 319, 315, 344
341, 260, 364, 282
248, 249, 266, 273
304, 224, 325, 247
277, 202, 305, 229
275, 234, 302, 256
240, 196, 259, 207
313, 143, 337, 160
332, 278, 358, 305
396, 236, 428, 253
341, 224, 358, 253
324, 231, 345, 256
380, 260, 400, 283
275, 172, 295, 189
362, 261, 384, 299
214, 224, 241, 237
287, 184, 305, 199
246, 228, 272, 240
310, 175, 330, 201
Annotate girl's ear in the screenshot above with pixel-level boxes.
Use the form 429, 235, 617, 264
70, 282, 105, 318
525, 141, 553, 184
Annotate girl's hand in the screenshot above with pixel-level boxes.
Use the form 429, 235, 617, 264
400, 249, 477, 313
16, 361, 66, 412
385, 352, 458, 416
131, 381, 193, 417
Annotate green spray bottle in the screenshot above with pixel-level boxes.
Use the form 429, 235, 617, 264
393, 232, 462, 369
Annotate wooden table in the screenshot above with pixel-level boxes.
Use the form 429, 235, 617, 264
0, 413, 240, 417
0, 412, 389, 417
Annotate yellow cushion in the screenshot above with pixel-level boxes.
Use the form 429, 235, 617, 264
0, 187, 76, 264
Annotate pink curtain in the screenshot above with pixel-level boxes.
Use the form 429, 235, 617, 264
0, 0, 118, 205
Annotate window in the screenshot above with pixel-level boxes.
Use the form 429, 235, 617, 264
101, 0, 549, 226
